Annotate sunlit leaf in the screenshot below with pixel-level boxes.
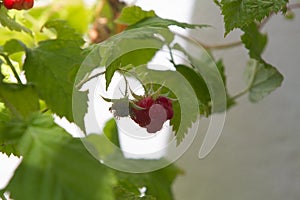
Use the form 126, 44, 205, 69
5, 114, 117, 200
24, 20, 85, 121
0, 9, 31, 34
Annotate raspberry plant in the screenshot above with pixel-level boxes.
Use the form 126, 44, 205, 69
0, 0, 298, 199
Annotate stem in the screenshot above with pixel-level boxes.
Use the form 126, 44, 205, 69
204, 40, 243, 50
176, 32, 243, 51
167, 45, 176, 66
41, 108, 49, 113
0, 53, 23, 85
231, 62, 257, 100
119, 68, 149, 95
75, 71, 106, 89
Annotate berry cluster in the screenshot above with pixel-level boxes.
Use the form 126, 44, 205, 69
130, 96, 173, 133
2, 0, 34, 10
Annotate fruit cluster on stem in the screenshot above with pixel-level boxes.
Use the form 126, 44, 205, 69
2, 0, 34, 10
130, 96, 174, 133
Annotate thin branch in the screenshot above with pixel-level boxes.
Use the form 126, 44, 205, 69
75, 71, 105, 89
167, 44, 177, 65
231, 61, 257, 100
0, 53, 23, 85
203, 40, 243, 50
176, 31, 243, 51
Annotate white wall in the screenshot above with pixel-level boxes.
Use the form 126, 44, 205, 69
173, 0, 300, 199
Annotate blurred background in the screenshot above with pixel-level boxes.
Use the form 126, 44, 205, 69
172, 0, 300, 199
1, 0, 300, 199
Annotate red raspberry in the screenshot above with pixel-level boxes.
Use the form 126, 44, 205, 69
155, 96, 173, 119
22, 0, 34, 10
3, 0, 34, 10
130, 97, 154, 127
130, 96, 174, 133
3, 0, 14, 9
12, 0, 23, 10
146, 104, 167, 133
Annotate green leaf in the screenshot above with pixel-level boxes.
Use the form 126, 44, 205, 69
27, 0, 92, 34
3, 39, 25, 55
116, 164, 182, 200
0, 82, 39, 119
245, 59, 284, 102
115, 6, 156, 26
72, 89, 89, 132
220, 0, 288, 35
0, 105, 21, 156
128, 16, 209, 30
241, 23, 268, 60
103, 118, 120, 148
173, 43, 230, 112
116, 6, 209, 30
43, 20, 84, 44
0, 9, 32, 34
5, 114, 117, 200
176, 65, 211, 116
114, 186, 156, 200
24, 20, 85, 121
106, 48, 158, 89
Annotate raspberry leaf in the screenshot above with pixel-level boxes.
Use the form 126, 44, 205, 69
0, 83, 39, 119
241, 23, 268, 60
103, 118, 120, 148
176, 65, 211, 116
24, 20, 85, 122
116, 6, 209, 30
219, 0, 288, 35
0, 8, 32, 34
0, 106, 21, 156
106, 48, 159, 90
128, 16, 210, 30
244, 59, 283, 102
115, 163, 183, 200
4, 114, 117, 200
115, 6, 156, 26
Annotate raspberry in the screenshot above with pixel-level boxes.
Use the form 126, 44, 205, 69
12, 0, 23, 10
146, 104, 167, 133
3, 0, 34, 10
130, 97, 154, 127
3, 0, 14, 9
130, 96, 174, 133
155, 96, 173, 119
22, 0, 34, 10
